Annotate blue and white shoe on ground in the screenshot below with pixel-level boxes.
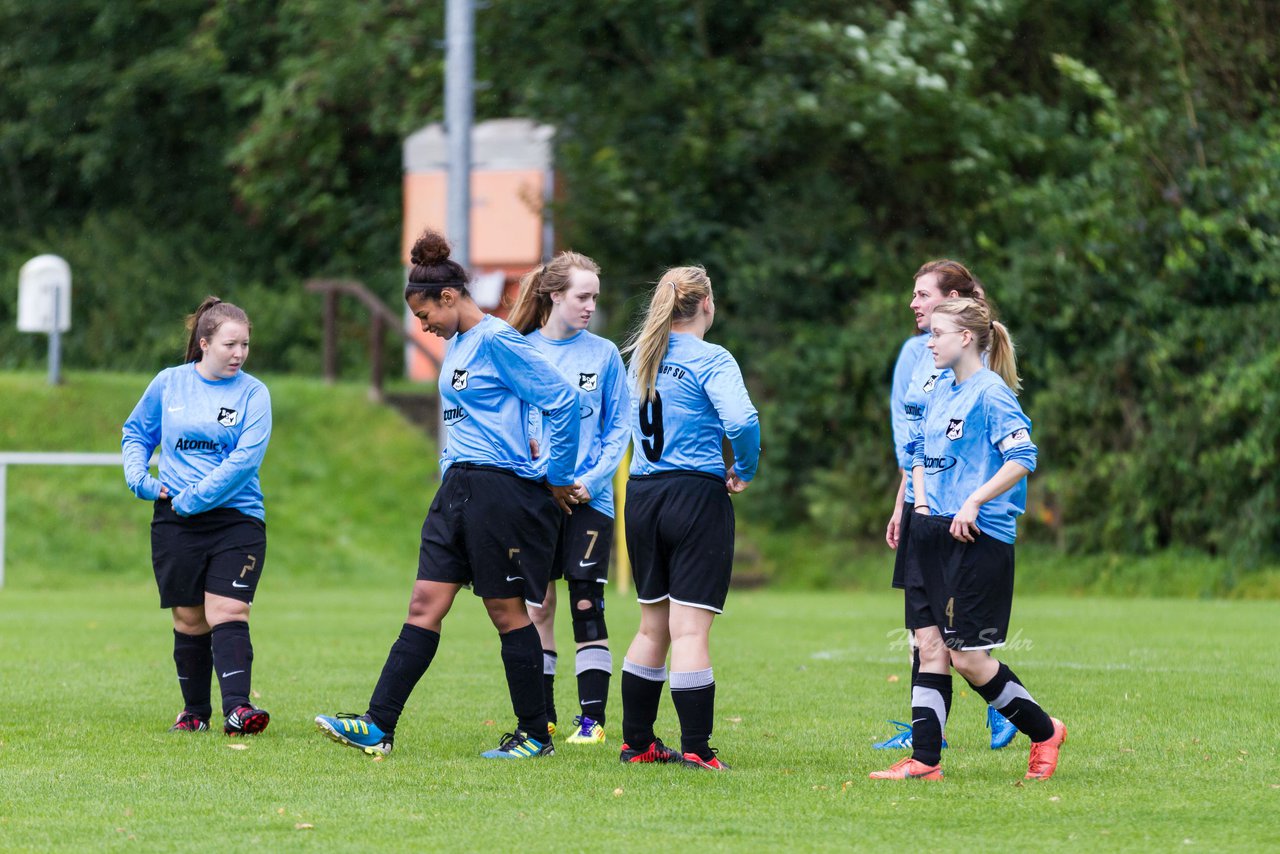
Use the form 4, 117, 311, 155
481, 730, 554, 759
872, 721, 948, 750
988, 705, 1018, 750
315, 713, 393, 757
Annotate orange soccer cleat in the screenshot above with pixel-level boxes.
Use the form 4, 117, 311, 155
869, 756, 943, 780
1025, 718, 1067, 780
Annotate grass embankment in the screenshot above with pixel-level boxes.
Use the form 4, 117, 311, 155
0, 371, 434, 589
2, 370, 1275, 598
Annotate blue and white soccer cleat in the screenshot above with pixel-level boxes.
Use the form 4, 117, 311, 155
315, 713, 393, 757
988, 705, 1018, 750
872, 720, 947, 750
480, 730, 554, 759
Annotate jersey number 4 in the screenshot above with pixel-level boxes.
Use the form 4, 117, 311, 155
639, 391, 665, 462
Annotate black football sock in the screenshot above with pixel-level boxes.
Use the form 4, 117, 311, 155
366, 623, 440, 735
670, 668, 716, 760
575, 644, 612, 726
621, 659, 666, 748
210, 621, 253, 716
909, 672, 952, 767
501, 624, 550, 741
971, 662, 1055, 742
173, 629, 213, 720
542, 649, 558, 725
911, 642, 921, 683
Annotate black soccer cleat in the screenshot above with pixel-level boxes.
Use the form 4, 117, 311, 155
619, 737, 683, 764
224, 704, 270, 736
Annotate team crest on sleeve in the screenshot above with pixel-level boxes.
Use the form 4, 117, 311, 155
578, 372, 598, 391
451, 369, 469, 391
922, 374, 938, 393
946, 418, 965, 440
998, 428, 1031, 451
217, 408, 240, 427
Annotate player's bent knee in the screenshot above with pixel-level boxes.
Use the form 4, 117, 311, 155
568, 580, 607, 643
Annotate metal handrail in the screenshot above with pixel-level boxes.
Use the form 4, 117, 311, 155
305, 278, 441, 401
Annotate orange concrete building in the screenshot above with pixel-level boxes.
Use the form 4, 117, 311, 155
401, 118, 555, 381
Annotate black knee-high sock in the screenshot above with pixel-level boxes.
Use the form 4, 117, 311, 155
911, 645, 921, 683
670, 668, 716, 759
173, 629, 213, 719
500, 624, 549, 740
366, 623, 441, 735
210, 621, 253, 716
910, 672, 952, 766
576, 644, 612, 726
621, 659, 666, 747
542, 649, 558, 725
971, 662, 1054, 742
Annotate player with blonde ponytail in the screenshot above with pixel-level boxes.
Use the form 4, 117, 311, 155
877, 261, 1018, 752
871, 297, 1066, 782
616, 266, 760, 771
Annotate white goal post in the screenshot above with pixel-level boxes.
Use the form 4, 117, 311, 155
0, 452, 130, 588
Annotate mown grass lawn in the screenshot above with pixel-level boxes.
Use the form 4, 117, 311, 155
1, 582, 1276, 852
2, 370, 1277, 850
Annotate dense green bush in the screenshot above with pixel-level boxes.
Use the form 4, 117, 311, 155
1, 0, 1276, 564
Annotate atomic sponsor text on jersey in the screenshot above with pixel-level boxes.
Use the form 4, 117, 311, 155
442, 405, 469, 425
174, 437, 227, 453
923, 454, 958, 473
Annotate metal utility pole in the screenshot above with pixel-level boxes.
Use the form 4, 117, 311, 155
445, 0, 474, 270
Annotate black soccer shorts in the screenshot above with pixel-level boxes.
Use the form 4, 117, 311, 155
150, 500, 267, 608
551, 503, 614, 584
624, 471, 735, 614
417, 463, 560, 606
903, 513, 1015, 650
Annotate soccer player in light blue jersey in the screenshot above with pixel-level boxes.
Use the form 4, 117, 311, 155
871, 298, 1066, 782
508, 251, 630, 746
315, 230, 580, 761
617, 266, 760, 771
877, 260, 1017, 751
122, 297, 272, 737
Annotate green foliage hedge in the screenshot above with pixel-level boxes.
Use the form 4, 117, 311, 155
1, 0, 1276, 564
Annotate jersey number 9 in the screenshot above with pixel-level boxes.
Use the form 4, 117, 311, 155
639, 391, 665, 463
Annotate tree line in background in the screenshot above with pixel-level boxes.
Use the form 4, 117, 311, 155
1, 0, 1276, 565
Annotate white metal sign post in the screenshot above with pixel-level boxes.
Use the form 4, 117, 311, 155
18, 254, 72, 385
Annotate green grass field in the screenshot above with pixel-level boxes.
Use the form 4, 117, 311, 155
1, 585, 1277, 852
1, 370, 1277, 851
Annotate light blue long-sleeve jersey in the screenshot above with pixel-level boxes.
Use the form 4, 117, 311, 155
628, 333, 760, 482
907, 367, 1037, 544
439, 314, 580, 485
890, 333, 936, 503
122, 363, 272, 520
526, 329, 630, 517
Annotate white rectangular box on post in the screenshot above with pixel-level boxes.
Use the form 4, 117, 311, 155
18, 254, 71, 333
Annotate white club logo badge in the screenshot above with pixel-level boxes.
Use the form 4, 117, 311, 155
452, 369, 469, 391
217, 408, 240, 427
578, 372, 598, 391
946, 418, 965, 441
